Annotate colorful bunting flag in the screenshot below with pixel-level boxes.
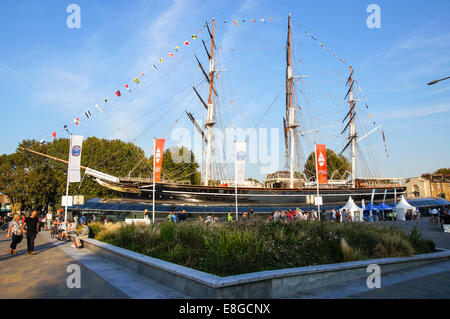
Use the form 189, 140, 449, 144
152, 65, 158, 72
74, 117, 79, 125
134, 77, 140, 84
192, 34, 197, 40
184, 40, 189, 46
40, 139, 46, 144
52, 132, 56, 139
104, 98, 108, 103
234, 19, 238, 27
64, 125, 71, 135
169, 51, 174, 58
159, 58, 163, 63
125, 84, 131, 92
85, 111, 91, 118
95, 104, 102, 112
115, 90, 121, 97
174, 46, 179, 52
252, 19, 256, 22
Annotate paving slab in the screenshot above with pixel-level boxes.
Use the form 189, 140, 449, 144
0, 230, 187, 299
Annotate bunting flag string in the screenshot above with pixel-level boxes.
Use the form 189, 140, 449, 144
382, 129, 389, 158
46, 22, 206, 141
64, 125, 71, 135
300, 27, 347, 65
45, 16, 346, 143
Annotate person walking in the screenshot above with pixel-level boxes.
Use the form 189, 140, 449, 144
7, 214, 24, 255
227, 211, 233, 222
73, 214, 79, 228
335, 210, 341, 223
24, 211, 40, 255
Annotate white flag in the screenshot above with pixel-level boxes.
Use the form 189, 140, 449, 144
68, 135, 84, 183
234, 141, 246, 185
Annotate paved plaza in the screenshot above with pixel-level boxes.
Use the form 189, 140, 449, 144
0, 217, 448, 299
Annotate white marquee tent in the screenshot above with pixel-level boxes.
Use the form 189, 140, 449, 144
395, 196, 415, 221
339, 196, 363, 222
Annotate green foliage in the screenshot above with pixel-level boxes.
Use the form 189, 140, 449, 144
0, 138, 200, 211
304, 149, 351, 180
93, 219, 436, 277
434, 168, 450, 175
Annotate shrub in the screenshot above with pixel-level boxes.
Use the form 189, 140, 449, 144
93, 219, 436, 276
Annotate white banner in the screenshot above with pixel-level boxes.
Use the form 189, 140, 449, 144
234, 141, 247, 185
61, 196, 73, 207
68, 135, 84, 183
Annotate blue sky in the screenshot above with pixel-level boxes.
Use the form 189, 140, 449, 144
0, 0, 449, 182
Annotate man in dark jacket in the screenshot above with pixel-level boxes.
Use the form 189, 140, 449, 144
24, 211, 40, 255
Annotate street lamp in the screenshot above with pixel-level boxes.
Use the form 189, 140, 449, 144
427, 76, 450, 85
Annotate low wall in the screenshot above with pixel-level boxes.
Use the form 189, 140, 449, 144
80, 237, 450, 298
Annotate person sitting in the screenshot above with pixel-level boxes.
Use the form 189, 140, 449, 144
72, 221, 89, 248
61, 220, 76, 240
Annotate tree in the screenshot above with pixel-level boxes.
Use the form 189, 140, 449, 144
304, 149, 351, 181
434, 168, 450, 175
0, 138, 202, 212
153, 146, 200, 185
246, 178, 260, 184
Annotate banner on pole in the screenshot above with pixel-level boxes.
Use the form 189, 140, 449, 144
68, 135, 83, 183
154, 139, 166, 183
315, 144, 328, 184
234, 142, 247, 185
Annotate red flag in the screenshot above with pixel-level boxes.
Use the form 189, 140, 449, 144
115, 90, 121, 97
184, 40, 189, 46
315, 144, 328, 184
382, 130, 386, 143
154, 139, 166, 183
52, 132, 56, 139
74, 117, 79, 125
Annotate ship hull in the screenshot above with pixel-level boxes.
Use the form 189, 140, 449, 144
113, 183, 406, 208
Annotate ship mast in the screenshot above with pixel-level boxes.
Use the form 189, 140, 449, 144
204, 18, 216, 186
341, 66, 357, 188
286, 13, 297, 188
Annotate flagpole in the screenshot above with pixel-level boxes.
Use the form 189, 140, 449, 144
64, 137, 72, 225
64, 170, 69, 225
152, 138, 156, 224
314, 144, 321, 221
235, 177, 239, 222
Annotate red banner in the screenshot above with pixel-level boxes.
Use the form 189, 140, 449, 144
154, 139, 165, 182
315, 144, 328, 184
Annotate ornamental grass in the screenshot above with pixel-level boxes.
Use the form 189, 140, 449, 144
91, 218, 435, 276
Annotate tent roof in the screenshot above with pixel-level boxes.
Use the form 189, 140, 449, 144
396, 196, 415, 210
364, 203, 379, 211
378, 203, 394, 210
340, 196, 362, 212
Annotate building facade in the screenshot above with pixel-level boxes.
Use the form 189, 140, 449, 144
405, 174, 450, 199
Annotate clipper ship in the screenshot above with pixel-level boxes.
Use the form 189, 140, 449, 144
22, 14, 406, 208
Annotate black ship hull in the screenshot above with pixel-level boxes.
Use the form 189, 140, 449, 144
113, 183, 406, 208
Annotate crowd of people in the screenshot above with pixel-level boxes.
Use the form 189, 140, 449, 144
2, 205, 449, 255
1, 208, 95, 256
